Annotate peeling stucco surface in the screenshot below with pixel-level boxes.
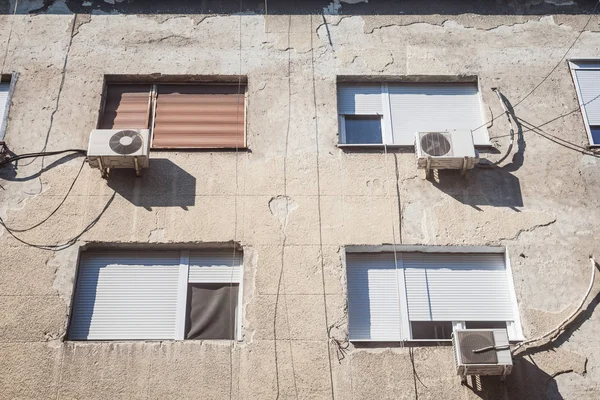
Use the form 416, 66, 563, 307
0, 3, 599, 399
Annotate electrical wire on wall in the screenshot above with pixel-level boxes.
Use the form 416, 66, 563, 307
0, 0, 18, 76
0, 149, 88, 238
481, 91, 600, 166
471, 0, 599, 135
309, 14, 337, 400
477, 88, 515, 168
19, 13, 79, 170
1, 156, 85, 233
512, 257, 598, 355
0, 12, 98, 251
228, 1, 245, 398
272, 14, 300, 400
0, 191, 116, 252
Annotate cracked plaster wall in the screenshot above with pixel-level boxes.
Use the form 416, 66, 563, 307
0, 6, 599, 400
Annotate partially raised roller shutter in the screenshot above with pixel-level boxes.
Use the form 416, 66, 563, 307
189, 250, 242, 283
69, 251, 181, 340
152, 85, 245, 148
337, 84, 383, 115
388, 83, 488, 146
403, 253, 513, 322
100, 84, 152, 129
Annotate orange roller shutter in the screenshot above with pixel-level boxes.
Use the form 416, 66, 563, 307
153, 85, 245, 148
100, 85, 152, 129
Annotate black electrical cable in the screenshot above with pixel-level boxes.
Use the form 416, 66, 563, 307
481, 90, 600, 167
18, 14, 79, 168
520, 118, 600, 158
1, 158, 86, 233
0, 191, 116, 252
0, 149, 87, 168
471, 0, 600, 134
511, 0, 599, 110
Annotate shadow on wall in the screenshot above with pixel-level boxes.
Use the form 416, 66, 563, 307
431, 168, 523, 210
468, 287, 600, 400
1, 0, 597, 15
461, 360, 565, 400
107, 158, 195, 210
430, 92, 526, 211
0, 152, 83, 182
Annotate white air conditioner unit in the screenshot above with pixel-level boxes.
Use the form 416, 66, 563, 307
452, 329, 512, 382
87, 129, 150, 177
415, 131, 478, 177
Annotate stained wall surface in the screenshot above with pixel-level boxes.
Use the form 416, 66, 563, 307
1, 0, 600, 399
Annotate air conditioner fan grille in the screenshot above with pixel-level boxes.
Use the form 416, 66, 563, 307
457, 330, 498, 364
109, 130, 143, 155
420, 132, 451, 156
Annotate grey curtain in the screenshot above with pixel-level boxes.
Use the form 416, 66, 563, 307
185, 283, 239, 340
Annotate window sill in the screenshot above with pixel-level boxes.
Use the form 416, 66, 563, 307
151, 147, 249, 152
337, 143, 493, 149
64, 338, 244, 343
337, 143, 410, 148
350, 338, 524, 344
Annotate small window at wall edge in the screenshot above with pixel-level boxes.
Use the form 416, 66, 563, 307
568, 59, 600, 146
0, 72, 18, 144
97, 80, 247, 150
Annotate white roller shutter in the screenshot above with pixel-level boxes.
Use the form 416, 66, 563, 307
575, 69, 600, 126
189, 250, 242, 283
69, 251, 181, 340
346, 253, 402, 341
337, 84, 383, 115
388, 83, 488, 146
403, 253, 513, 322
0, 83, 9, 127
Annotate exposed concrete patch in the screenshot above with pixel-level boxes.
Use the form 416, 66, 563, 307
49, 247, 79, 304
148, 227, 165, 242
269, 195, 298, 230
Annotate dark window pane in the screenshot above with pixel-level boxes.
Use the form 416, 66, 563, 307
344, 115, 382, 144
590, 126, 600, 145
411, 321, 453, 340
465, 321, 507, 330
185, 283, 239, 340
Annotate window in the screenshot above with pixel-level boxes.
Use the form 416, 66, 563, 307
569, 60, 600, 146
69, 249, 242, 341
99, 83, 246, 149
0, 74, 16, 142
337, 82, 489, 146
345, 249, 522, 342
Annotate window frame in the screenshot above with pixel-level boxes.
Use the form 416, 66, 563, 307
569, 58, 600, 147
97, 81, 248, 150
336, 81, 491, 148
0, 72, 18, 143
339, 114, 385, 144
68, 248, 244, 342
344, 245, 524, 343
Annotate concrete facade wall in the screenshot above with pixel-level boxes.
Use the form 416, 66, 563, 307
1, 1, 599, 398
